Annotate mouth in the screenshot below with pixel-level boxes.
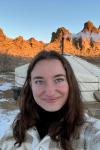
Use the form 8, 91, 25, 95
43, 97, 59, 103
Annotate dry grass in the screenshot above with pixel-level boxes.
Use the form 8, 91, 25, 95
0, 53, 31, 73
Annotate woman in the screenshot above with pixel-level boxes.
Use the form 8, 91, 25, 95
0, 50, 100, 150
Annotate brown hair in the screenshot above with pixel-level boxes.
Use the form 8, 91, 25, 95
12, 50, 85, 149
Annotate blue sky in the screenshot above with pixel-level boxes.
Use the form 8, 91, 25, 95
0, 0, 99, 43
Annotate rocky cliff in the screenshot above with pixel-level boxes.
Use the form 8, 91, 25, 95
0, 21, 100, 57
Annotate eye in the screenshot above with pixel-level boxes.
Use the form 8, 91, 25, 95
55, 78, 65, 83
34, 80, 45, 85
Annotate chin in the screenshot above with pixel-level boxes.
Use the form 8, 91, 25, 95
43, 106, 61, 112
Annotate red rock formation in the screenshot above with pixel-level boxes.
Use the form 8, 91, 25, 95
0, 28, 6, 41
82, 21, 99, 33
51, 27, 71, 42
0, 21, 100, 57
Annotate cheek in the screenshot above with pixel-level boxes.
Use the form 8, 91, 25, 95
59, 83, 69, 91
31, 87, 38, 96
31, 86, 44, 97
58, 83, 69, 93
65, 84, 69, 93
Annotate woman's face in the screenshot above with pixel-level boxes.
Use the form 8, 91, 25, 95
30, 59, 69, 112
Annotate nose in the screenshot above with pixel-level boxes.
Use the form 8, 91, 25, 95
45, 82, 56, 97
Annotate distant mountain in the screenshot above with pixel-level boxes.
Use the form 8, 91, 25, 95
0, 21, 100, 57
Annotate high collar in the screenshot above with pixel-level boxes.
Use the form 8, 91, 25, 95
35, 105, 66, 139
37, 105, 65, 123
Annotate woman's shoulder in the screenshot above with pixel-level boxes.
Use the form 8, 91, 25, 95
84, 115, 100, 131
0, 126, 34, 142
0, 126, 34, 150
71, 115, 100, 150
82, 115, 100, 149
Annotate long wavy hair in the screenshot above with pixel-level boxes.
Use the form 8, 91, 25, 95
12, 50, 85, 150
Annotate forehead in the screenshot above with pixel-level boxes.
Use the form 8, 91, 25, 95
31, 59, 66, 77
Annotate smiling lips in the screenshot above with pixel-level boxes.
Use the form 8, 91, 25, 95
43, 97, 60, 103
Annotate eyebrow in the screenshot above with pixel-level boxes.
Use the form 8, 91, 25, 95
54, 74, 66, 78
33, 74, 66, 80
33, 76, 44, 80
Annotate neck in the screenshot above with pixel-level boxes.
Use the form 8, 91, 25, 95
37, 105, 65, 121
35, 105, 66, 139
